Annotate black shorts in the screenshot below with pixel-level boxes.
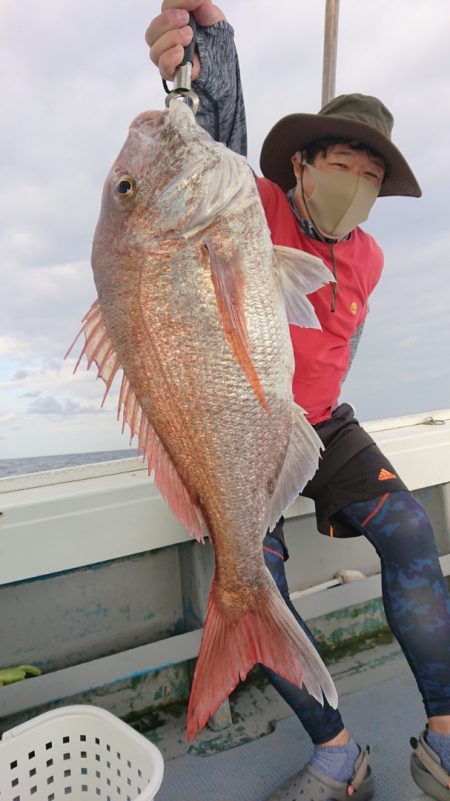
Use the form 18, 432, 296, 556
271, 403, 408, 555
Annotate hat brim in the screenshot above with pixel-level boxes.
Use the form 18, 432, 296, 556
259, 113, 421, 198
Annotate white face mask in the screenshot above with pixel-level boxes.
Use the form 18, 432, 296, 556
298, 159, 380, 239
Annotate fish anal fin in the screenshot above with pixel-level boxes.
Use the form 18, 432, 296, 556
186, 573, 337, 741
266, 403, 323, 531
205, 237, 269, 413
273, 245, 333, 329
109, 366, 206, 542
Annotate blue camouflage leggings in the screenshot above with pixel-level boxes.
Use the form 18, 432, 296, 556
262, 490, 450, 745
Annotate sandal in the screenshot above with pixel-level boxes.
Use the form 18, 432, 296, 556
264, 745, 374, 800
410, 731, 450, 800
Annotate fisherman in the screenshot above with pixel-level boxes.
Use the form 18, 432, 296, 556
147, 3, 450, 799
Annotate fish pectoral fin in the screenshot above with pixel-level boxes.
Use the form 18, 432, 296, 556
186, 573, 338, 742
204, 236, 269, 412
65, 299, 122, 406
273, 245, 333, 329
67, 301, 205, 543
266, 403, 323, 531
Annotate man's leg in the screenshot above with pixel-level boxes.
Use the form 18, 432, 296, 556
338, 490, 450, 796
261, 527, 373, 800
338, 491, 450, 724
262, 529, 346, 745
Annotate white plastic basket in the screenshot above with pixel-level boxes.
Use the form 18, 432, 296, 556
0, 705, 164, 801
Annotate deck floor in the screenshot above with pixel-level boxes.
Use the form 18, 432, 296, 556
141, 637, 433, 800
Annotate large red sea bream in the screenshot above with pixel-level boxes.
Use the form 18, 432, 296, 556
68, 99, 337, 739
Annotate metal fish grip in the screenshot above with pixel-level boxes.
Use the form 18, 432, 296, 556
163, 13, 199, 115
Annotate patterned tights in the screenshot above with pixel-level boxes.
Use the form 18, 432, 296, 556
261, 491, 450, 745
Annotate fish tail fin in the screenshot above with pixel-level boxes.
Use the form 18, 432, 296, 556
186, 575, 337, 741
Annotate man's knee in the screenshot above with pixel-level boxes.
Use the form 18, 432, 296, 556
367, 491, 437, 557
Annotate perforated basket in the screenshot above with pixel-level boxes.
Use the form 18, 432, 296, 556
0, 705, 164, 801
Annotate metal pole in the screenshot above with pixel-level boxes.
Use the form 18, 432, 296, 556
321, 0, 340, 107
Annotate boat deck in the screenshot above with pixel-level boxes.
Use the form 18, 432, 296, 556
2, 412, 449, 800
141, 636, 431, 800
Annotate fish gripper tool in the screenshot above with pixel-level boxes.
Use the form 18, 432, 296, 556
163, 13, 199, 115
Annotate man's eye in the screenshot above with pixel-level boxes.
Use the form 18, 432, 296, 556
366, 172, 382, 182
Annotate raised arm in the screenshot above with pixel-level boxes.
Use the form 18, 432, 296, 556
146, 1, 247, 155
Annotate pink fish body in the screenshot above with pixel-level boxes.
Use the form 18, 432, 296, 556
68, 100, 337, 739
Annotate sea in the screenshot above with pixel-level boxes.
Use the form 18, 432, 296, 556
0, 450, 139, 479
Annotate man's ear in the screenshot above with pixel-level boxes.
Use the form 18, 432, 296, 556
291, 152, 303, 180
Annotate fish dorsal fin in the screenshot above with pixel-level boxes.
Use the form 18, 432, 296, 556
66, 301, 205, 543
273, 245, 332, 329
265, 403, 323, 532
205, 236, 269, 412
65, 300, 122, 404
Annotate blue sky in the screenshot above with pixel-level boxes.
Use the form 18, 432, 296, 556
1, 0, 449, 458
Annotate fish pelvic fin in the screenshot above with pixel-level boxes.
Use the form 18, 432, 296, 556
273, 245, 333, 329
186, 572, 338, 741
66, 302, 205, 543
204, 236, 270, 413
266, 403, 323, 531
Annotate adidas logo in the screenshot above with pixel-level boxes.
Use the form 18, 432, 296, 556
378, 468, 397, 481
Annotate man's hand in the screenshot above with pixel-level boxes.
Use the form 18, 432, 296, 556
146, 0, 225, 82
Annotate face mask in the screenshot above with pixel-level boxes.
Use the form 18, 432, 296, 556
298, 159, 379, 239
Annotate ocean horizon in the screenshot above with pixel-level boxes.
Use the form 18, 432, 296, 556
0, 449, 139, 479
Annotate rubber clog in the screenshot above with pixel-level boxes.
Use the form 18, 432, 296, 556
410, 731, 450, 800
264, 745, 374, 800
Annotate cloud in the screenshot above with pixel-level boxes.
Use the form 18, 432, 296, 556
0, 413, 17, 423
12, 369, 30, 380
0, 337, 22, 358
1, 260, 96, 363
398, 336, 420, 350
27, 396, 106, 417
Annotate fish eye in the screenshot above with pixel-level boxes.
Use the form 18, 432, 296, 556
114, 175, 137, 198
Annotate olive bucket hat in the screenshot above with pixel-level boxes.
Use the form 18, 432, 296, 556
260, 93, 421, 197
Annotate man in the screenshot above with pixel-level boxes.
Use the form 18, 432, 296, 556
147, 3, 450, 799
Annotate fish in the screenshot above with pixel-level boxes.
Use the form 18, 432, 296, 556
67, 98, 338, 740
